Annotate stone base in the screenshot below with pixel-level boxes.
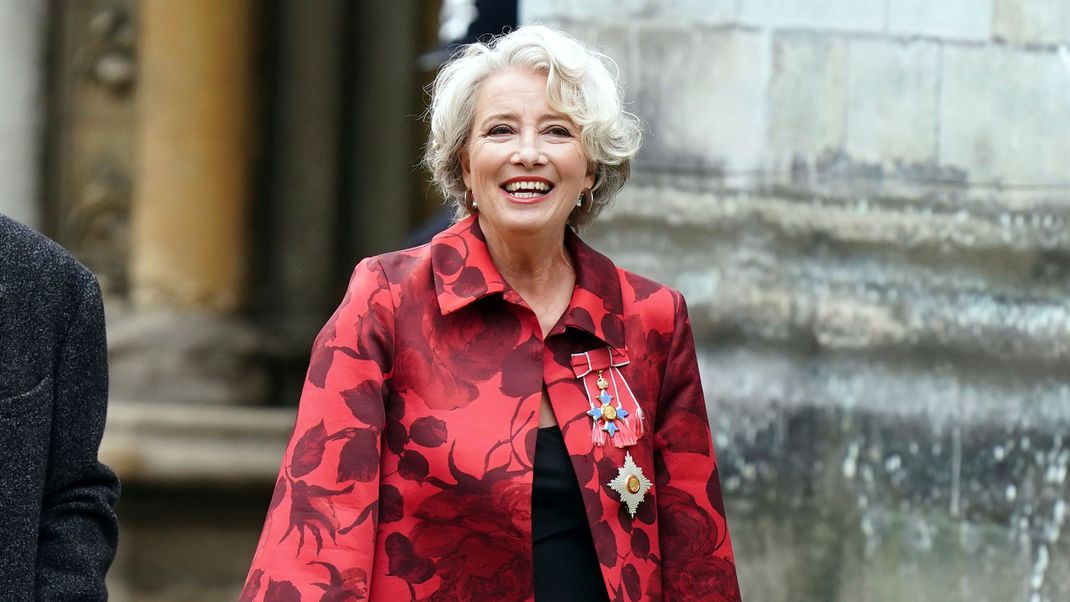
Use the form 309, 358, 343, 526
107, 310, 285, 406
100, 401, 294, 601
107, 483, 272, 602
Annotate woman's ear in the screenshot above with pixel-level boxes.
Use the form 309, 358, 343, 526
460, 148, 472, 189
585, 163, 597, 190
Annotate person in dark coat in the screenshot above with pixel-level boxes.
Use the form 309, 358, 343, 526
0, 214, 120, 600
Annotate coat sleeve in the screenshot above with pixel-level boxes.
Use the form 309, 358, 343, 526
36, 270, 120, 601
654, 292, 741, 601
242, 258, 394, 602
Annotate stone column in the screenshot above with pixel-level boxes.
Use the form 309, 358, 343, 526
113, 0, 265, 405
0, 0, 46, 226
348, 0, 418, 259
130, 0, 254, 312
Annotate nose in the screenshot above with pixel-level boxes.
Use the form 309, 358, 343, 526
511, 129, 546, 168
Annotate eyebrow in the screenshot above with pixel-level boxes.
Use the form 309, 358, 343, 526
477, 113, 517, 128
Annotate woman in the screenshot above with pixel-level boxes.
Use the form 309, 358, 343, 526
242, 26, 740, 602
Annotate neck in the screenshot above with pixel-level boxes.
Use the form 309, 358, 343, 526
478, 216, 574, 297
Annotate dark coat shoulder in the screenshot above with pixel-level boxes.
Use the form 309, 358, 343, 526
0, 214, 101, 396
0, 214, 119, 600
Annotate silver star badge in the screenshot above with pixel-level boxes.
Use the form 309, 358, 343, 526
607, 451, 653, 517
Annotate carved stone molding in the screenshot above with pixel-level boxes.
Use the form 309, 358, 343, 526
46, 0, 138, 300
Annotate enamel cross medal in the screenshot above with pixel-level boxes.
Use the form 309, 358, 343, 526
588, 370, 629, 438
571, 347, 652, 517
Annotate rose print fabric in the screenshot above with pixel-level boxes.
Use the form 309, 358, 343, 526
241, 215, 740, 602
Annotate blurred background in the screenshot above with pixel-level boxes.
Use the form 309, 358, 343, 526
1, 0, 1068, 600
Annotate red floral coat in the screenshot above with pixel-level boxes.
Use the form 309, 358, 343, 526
241, 215, 740, 602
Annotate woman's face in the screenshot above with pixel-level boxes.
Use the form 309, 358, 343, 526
460, 68, 594, 242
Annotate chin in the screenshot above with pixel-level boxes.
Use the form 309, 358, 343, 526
481, 209, 570, 238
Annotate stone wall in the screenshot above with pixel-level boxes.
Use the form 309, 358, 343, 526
523, 1, 1070, 600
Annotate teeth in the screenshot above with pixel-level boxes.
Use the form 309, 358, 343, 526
504, 180, 551, 193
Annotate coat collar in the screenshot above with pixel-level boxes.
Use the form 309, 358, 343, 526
431, 215, 627, 352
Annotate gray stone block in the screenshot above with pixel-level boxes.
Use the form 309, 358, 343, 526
940, 44, 1070, 186
547, 21, 639, 95
519, 0, 558, 23
655, 0, 740, 24
520, 0, 646, 23
844, 38, 940, 167
519, 0, 560, 23
766, 33, 848, 173
634, 25, 769, 174
522, 0, 740, 24
739, 0, 886, 33
887, 0, 994, 41
994, 0, 1070, 45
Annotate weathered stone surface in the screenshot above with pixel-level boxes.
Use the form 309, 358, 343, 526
634, 25, 768, 176
594, 178, 1070, 364
766, 33, 848, 170
527, 0, 740, 23
606, 173, 1070, 251
696, 348, 1070, 602
0, 0, 44, 226
587, 162, 1070, 597
100, 401, 294, 485
994, 0, 1070, 45
101, 404, 295, 601
107, 311, 281, 406
107, 483, 271, 602
549, 21, 640, 94
520, 0, 647, 23
887, 0, 994, 41
724, 413, 1042, 602
42, 1, 137, 298
650, 0, 740, 24
738, 0, 886, 33
845, 38, 940, 166
940, 44, 1070, 187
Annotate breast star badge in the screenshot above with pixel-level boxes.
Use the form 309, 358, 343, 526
607, 451, 653, 518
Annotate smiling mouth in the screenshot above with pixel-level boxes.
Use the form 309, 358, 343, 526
502, 180, 554, 200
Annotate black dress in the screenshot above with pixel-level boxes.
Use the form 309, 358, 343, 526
532, 426, 611, 601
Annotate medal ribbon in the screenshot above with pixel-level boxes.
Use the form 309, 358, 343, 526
570, 347, 645, 448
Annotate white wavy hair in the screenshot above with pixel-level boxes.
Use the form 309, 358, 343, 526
423, 25, 643, 229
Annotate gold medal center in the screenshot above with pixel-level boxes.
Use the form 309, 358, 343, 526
601, 404, 617, 421
626, 475, 642, 494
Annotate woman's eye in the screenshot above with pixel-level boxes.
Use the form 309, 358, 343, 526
546, 126, 572, 137
487, 125, 512, 135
